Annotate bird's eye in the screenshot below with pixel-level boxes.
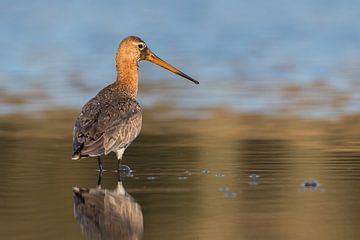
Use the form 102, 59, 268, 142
137, 43, 145, 50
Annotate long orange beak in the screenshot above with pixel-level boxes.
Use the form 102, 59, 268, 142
144, 50, 199, 84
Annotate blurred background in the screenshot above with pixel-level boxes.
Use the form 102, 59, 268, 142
1, 0, 360, 239
1, 0, 360, 116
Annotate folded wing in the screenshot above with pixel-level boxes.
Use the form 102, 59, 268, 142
72, 86, 142, 160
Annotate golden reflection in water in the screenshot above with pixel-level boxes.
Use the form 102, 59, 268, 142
73, 173, 143, 240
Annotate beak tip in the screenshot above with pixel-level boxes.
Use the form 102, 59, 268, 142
187, 78, 199, 85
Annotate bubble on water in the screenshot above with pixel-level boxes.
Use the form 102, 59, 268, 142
219, 186, 230, 192
202, 169, 210, 174
126, 172, 134, 177
215, 172, 225, 177
302, 178, 320, 188
225, 191, 237, 198
248, 181, 258, 186
147, 176, 156, 181
219, 186, 237, 198
248, 173, 260, 179
177, 176, 188, 180
299, 178, 323, 192
184, 170, 192, 176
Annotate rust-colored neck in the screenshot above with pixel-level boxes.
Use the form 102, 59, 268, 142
116, 50, 139, 99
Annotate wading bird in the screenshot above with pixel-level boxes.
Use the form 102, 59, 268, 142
72, 36, 199, 171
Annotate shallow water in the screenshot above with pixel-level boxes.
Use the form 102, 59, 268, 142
1, 109, 360, 239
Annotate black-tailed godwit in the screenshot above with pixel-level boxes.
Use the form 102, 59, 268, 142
72, 36, 198, 171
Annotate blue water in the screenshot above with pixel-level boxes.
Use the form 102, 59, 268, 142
1, 0, 360, 116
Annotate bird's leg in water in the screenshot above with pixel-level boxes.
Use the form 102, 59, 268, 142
116, 149, 124, 171
116, 149, 132, 173
97, 171, 103, 186
97, 156, 104, 172
117, 158, 121, 171
117, 158, 131, 172
117, 169, 122, 182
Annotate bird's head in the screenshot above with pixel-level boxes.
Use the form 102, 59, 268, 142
117, 36, 199, 84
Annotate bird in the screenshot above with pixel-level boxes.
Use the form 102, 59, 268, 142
72, 36, 199, 171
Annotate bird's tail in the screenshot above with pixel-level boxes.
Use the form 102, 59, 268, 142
72, 153, 80, 160
72, 142, 84, 160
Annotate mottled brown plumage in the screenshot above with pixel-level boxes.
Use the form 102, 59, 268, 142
72, 36, 198, 171
72, 83, 142, 159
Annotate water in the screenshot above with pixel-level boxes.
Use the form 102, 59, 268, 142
1, 109, 360, 239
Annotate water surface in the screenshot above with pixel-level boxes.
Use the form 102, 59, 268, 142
1, 109, 359, 239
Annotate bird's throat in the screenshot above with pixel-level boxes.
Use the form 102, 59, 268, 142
116, 59, 139, 98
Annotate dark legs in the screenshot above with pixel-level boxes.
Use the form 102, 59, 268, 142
117, 168, 122, 182
97, 170, 103, 186
117, 158, 121, 172
95, 155, 131, 173
97, 156, 104, 172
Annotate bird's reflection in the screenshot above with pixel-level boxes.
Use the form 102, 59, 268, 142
73, 172, 143, 240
